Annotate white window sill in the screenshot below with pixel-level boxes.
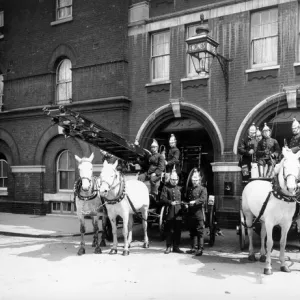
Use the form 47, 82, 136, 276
293, 62, 300, 67
44, 192, 74, 202
181, 76, 209, 82
245, 65, 280, 73
0, 189, 8, 196
56, 99, 72, 105
50, 16, 73, 26
145, 80, 171, 87
0, 34, 4, 39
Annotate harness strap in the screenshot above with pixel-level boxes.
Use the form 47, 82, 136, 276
103, 174, 126, 205
242, 191, 272, 229
74, 177, 99, 201
126, 193, 148, 222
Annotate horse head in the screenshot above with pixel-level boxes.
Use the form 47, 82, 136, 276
75, 153, 94, 191
279, 147, 300, 195
99, 159, 119, 196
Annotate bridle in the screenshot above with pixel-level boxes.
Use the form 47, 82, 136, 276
100, 170, 121, 191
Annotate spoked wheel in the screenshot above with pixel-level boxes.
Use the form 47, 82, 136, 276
239, 210, 246, 250
208, 206, 216, 247
159, 206, 166, 240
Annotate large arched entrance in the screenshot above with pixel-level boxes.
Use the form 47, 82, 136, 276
136, 103, 224, 196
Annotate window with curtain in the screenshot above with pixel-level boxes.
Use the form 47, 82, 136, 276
250, 8, 278, 68
57, 150, 75, 190
56, 59, 72, 103
151, 31, 170, 81
56, 0, 72, 20
186, 23, 209, 77
0, 11, 4, 37
0, 159, 8, 188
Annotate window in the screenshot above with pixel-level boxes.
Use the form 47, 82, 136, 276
56, 59, 72, 103
51, 201, 75, 214
0, 11, 3, 37
57, 150, 75, 191
298, 5, 300, 61
151, 31, 170, 81
56, 0, 72, 20
186, 23, 209, 77
0, 159, 8, 188
250, 8, 278, 68
0, 74, 3, 111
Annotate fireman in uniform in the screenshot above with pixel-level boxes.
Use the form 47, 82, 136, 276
289, 118, 300, 153
160, 167, 184, 254
256, 123, 280, 178
238, 123, 257, 182
185, 168, 207, 256
165, 133, 181, 183
138, 139, 165, 200
255, 127, 262, 144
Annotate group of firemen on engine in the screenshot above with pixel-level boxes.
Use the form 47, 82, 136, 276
238, 118, 300, 182
135, 134, 209, 256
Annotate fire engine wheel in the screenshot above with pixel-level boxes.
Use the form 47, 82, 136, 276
208, 206, 216, 247
239, 210, 246, 251
159, 206, 166, 240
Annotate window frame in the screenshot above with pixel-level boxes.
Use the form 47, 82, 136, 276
150, 30, 170, 82
250, 8, 278, 69
0, 74, 3, 111
56, 150, 75, 192
0, 159, 8, 190
0, 11, 4, 38
56, 0, 72, 21
56, 59, 72, 104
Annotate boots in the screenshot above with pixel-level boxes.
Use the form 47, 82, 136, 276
195, 236, 204, 256
267, 165, 274, 178
259, 165, 264, 178
186, 236, 197, 254
164, 245, 172, 254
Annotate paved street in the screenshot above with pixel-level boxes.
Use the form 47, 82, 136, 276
1, 224, 300, 300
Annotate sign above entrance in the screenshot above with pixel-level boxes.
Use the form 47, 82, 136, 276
161, 118, 203, 132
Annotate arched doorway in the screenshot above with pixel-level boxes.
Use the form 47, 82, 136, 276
148, 117, 214, 195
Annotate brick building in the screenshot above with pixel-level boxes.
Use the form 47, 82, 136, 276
0, 0, 130, 214
1, 0, 300, 227
127, 0, 300, 227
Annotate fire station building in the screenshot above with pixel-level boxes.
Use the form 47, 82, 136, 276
1, 0, 300, 227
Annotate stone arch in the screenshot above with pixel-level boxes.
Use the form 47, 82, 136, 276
0, 127, 20, 165
47, 43, 78, 71
135, 102, 224, 157
34, 125, 90, 165
233, 92, 288, 154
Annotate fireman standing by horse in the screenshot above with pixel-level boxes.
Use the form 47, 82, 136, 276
185, 168, 207, 256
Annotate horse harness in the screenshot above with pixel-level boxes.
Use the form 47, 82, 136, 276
74, 177, 105, 215
242, 181, 300, 229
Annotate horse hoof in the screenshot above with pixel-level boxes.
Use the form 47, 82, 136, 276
122, 250, 130, 256
94, 247, 102, 254
263, 268, 273, 275
259, 255, 266, 263
100, 240, 107, 247
109, 249, 118, 255
77, 248, 85, 256
280, 266, 291, 273
142, 242, 149, 249
248, 254, 257, 261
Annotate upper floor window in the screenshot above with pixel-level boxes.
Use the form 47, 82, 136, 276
0, 74, 3, 111
250, 8, 278, 68
56, 59, 72, 104
0, 11, 4, 38
56, 0, 72, 20
0, 158, 8, 189
186, 23, 209, 77
151, 31, 170, 82
57, 150, 75, 191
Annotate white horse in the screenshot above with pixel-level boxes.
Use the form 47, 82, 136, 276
74, 153, 107, 256
242, 147, 300, 275
99, 159, 149, 256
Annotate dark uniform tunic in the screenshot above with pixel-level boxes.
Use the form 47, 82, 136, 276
138, 152, 165, 195
256, 137, 280, 166
166, 147, 181, 174
160, 183, 183, 248
289, 132, 300, 154
238, 136, 257, 181
186, 185, 207, 240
